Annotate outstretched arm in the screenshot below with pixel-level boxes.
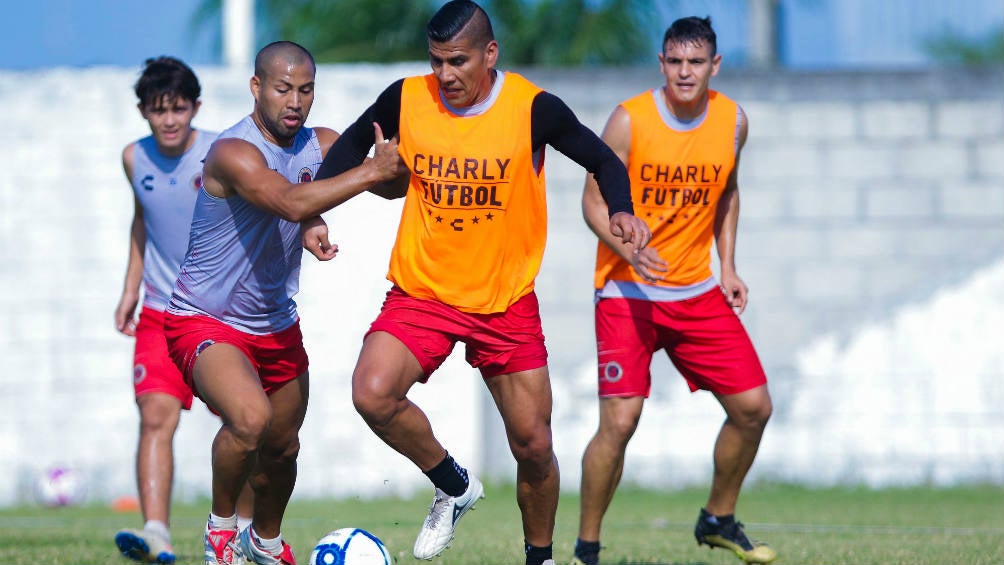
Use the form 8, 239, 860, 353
533, 92, 651, 251
316, 79, 406, 199
300, 86, 408, 260
203, 122, 403, 223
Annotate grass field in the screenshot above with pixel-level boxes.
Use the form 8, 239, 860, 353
1, 483, 1001, 565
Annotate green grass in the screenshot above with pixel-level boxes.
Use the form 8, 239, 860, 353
1, 484, 1001, 564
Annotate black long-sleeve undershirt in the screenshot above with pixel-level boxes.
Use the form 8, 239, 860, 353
315, 76, 633, 216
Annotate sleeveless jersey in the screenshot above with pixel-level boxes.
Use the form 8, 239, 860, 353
392, 71, 546, 314
168, 116, 322, 335
594, 88, 738, 291
131, 129, 216, 311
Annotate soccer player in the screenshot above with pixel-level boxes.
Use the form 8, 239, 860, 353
164, 42, 404, 565
571, 16, 776, 565
113, 56, 253, 564
306, 2, 651, 564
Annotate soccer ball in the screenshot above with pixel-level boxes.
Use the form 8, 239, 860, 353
34, 466, 86, 507
308, 528, 392, 565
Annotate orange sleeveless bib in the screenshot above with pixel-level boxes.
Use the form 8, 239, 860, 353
391, 72, 546, 313
594, 89, 737, 288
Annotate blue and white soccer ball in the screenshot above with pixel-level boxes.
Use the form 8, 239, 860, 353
308, 528, 392, 565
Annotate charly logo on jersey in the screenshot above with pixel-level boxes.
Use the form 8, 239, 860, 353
412, 153, 512, 232
636, 162, 725, 224
298, 167, 313, 183
133, 364, 147, 385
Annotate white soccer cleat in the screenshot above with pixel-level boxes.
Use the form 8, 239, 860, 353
238, 527, 297, 565
115, 527, 176, 564
204, 523, 245, 565
413, 474, 485, 560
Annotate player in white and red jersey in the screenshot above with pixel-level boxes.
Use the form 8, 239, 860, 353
113, 56, 254, 565
164, 42, 404, 565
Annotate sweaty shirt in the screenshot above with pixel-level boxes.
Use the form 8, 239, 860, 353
168, 116, 323, 334
131, 130, 216, 311
595, 88, 739, 299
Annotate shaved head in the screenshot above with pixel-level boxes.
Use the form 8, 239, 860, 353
254, 41, 315, 80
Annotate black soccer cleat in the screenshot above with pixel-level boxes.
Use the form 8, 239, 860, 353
694, 508, 777, 564
570, 538, 600, 565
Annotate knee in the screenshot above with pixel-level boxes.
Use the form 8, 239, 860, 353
352, 374, 398, 427
735, 397, 772, 433
509, 426, 555, 468
227, 407, 273, 450
752, 396, 773, 428
599, 409, 641, 446
137, 397, 181, 436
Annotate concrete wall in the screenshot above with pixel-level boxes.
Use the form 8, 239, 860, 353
0, 64, 1000, 506
525, 66, 1004, 488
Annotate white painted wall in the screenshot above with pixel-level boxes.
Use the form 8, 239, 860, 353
0, 64, 1001, 506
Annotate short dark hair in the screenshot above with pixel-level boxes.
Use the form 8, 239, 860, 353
134, 56, 201, 108
428, 0, 494, 46
254, 41, 315, 80
663, 16, 717, 57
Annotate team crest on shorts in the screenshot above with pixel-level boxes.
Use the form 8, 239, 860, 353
195, 339, 215, 356
298, 167, 313, 183
601, 361, 623, 383
133, 364, 147, 385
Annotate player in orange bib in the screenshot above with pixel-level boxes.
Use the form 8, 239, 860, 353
571, 17, 776, 565
307, 2, 650, 564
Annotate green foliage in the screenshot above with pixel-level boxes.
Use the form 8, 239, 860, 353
265, 0, 437, 63
923, 26, 1004, 65
487, 0, 657, 66
193, 0, 658, 66
1, 484, 1002, 564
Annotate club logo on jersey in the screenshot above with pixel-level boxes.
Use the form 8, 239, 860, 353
298, 167, 313, 183
601, 361, 624, 383
191, 173, 204, 191
133, 364, 147, 385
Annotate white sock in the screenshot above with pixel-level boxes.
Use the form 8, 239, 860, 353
237, 515, 252, 532
251, 526, 284, 555
143, 520, 170, 543
207, 512, 238, 531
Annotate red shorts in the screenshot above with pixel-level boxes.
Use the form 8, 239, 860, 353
133, 307, 194, 409
595, 289, 766, 397
367, 286, 548, 379
164, 313, 308, 398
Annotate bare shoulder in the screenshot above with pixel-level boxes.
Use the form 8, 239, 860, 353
606, 105, 632, 133
735, 104, 749, 148
313, 126, 340, 156
205, 137, 262, 166
203, 137, 268, 197
600, 105, 632, 158
121, 142, 137, 178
